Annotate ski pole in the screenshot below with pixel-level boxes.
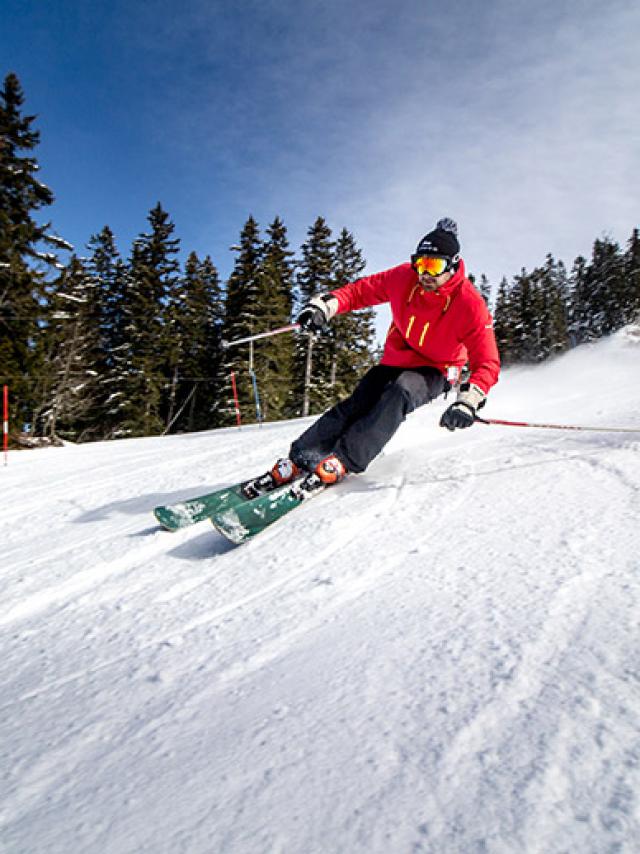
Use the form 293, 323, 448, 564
474, 415, 640, 434
222, 324, 300, 349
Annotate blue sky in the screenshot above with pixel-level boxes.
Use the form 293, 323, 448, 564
3, 0, 639, 330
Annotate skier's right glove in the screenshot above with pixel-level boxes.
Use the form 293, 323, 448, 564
296, 295, 338, 333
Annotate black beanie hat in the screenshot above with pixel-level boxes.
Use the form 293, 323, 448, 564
414, 217, 460, 260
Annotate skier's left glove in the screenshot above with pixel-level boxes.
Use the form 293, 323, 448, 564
440, 383, 486, 431
297, 295, 338, 333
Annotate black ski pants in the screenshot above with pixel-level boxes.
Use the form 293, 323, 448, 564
289, 365, 447, 474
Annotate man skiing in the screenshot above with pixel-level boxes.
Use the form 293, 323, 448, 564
243, 218, 500, 499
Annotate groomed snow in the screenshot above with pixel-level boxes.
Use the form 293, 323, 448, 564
1, 330, 639, 853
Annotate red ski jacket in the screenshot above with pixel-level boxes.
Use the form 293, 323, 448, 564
331, 259, 500, 394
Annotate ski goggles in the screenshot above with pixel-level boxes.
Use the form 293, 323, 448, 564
411, 255, 452, 277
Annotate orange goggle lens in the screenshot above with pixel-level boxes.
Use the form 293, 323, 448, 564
414, 255, 449, 277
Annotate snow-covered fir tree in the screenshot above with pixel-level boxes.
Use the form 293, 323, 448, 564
567, 255, 589, 347
170, 251, 224, 433
581, 236, 626, 339
0, 72, 71, 433
291, 217, 336, 417
477, 274, 492, 306
493, 276, 516, 364
493, 259, 569, 364
33, 256, 101, 441
530, 255, 570, 362
329, 228, 376, 400
118, 203, 181, 437
509, 269, 537, 362
623, 228, 640, 325
85, 225, 130, 437
252, 217, 295, 421
221, 216, 264, 424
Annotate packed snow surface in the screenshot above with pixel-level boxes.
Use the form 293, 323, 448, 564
2, 331, 640, 854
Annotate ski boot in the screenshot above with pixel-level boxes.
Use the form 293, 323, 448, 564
315, 454, 347, 484
292, 454, 347, 500
240, 458, 301, 500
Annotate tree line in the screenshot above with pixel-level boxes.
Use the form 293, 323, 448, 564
2, 71, 639, 444
1, 72, 376, 442
490, 236, 640, 365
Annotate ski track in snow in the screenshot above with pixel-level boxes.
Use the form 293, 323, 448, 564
1, 332, 640, 853
1, 447, 471, 709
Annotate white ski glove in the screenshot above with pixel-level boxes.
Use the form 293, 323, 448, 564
440, 383, 486, 431
297, 295, 339, 333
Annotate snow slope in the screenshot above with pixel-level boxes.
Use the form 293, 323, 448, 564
1, 331, 640, 854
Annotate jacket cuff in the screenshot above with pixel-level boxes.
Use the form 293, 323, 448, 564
319, 295, 339, 320
456, 383, 486, 411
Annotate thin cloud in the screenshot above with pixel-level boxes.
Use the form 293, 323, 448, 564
221, 0, 640, 288
316, 0, 640, 285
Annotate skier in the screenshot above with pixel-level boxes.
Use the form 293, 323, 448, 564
244, 218, 500, 499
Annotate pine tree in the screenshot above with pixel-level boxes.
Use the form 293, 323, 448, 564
85, 226, 129, 437
119, 203, 180, 437
567, 255, 590, 346
32, 256, 101, 441
0, 72, 70, 433
477, 274, 492, 307
291, 217, 336, 416
581, 236, 626, 339
508, 268, 537, 362
623, 228, 640, 325
221, 216, 264, 424
87, 225, 123, 365
546, 257, 570, 358
252, 217, 295, 421
529, 255, 569, 361
170, 251, 224, 432
329, 228, 376, 400
493, 276, 517, 365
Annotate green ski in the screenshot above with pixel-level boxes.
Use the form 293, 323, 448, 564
210, 479, 326, 545
154, 483, 249, 531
